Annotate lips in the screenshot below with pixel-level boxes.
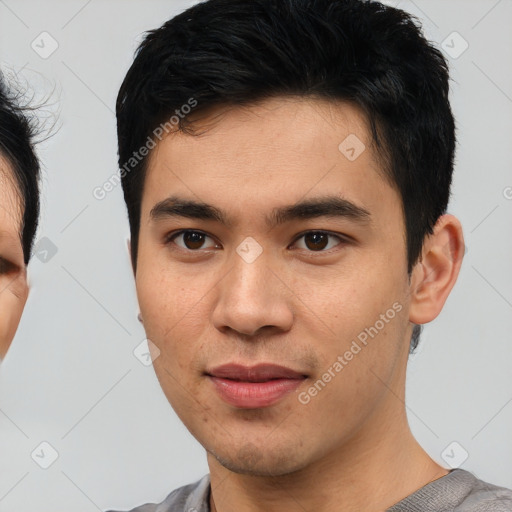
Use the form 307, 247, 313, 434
207, 363, 306, 381
206, 363, 307, 409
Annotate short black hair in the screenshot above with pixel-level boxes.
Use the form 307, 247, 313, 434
0, 73, 41, 264
117, 0, 456, 350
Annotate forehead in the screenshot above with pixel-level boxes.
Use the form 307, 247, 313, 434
178, 97, 375, 155
143, 97, 395, 207
0, 155, 23, 241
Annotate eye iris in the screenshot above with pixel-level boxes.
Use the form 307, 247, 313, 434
305, 232, 328, 251
184, 231, 205, 250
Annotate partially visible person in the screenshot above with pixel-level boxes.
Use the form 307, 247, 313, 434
0, 72, 40, 360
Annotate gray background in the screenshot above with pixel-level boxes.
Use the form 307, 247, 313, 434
0, 0, 511, 510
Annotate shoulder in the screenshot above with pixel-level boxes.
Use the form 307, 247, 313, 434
106, 474, 211, 512
454, 470, 512, 512
387, 469, 512, 512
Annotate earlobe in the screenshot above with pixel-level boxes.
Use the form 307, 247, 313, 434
409, 214, 465, 325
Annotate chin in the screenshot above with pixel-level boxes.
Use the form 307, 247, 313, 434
209, 441, 306, 477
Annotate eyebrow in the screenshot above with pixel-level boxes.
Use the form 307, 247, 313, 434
150, 195, 371, 229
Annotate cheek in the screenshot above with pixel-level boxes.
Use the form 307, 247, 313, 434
299, 303, 409, 426
137, 270, 181, 333
135, 260, 212, 357
295, 257, 409, 395
0, 287, 27, 358
293, 258, 403, 334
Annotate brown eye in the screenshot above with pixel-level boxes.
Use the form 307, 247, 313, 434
304, 232, 329, 251
168, 230, 218, 251
182, 231, 206, 250
293, 231, 344, 252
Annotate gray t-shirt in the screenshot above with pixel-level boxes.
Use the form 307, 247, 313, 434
110, 469, 512, 511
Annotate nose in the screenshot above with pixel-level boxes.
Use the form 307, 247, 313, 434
211, 249, 294, 338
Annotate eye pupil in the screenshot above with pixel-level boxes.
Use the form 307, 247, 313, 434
184, 231, 205, 250
305, 232, 328, 251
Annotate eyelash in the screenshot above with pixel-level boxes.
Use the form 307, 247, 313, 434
164, 229, 348, 255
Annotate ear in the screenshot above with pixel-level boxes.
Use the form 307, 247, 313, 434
126, 238, 135, 276
408, 214, 465, 325
0, 270, 29, 360
126, 239, 143, 324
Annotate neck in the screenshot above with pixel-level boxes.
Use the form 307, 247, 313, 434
208, 429, 447, 512
207, 374, 448, 512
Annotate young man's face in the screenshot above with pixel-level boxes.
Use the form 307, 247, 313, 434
0, 160, 28, 359
135, 97, 417, 475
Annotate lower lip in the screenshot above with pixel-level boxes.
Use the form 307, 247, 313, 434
209, 376, 304, 408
